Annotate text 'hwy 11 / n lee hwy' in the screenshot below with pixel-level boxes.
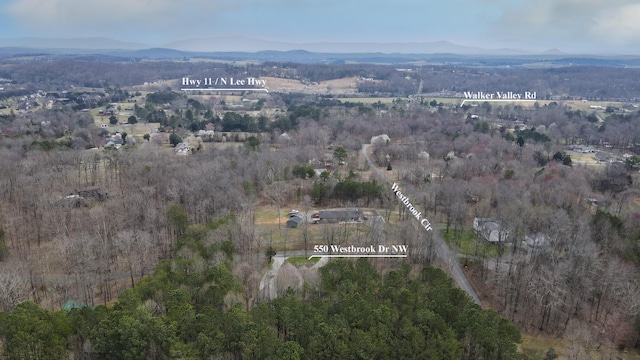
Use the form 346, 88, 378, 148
391, 182, 432, 231
181, 77, 267, 87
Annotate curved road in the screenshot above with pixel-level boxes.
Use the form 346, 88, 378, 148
361, 144, 482, 306
259, 252, 329, 301
138, 123, 158, 150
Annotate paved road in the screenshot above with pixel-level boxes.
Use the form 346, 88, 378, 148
259, 252, 329, 301
258, 255, 286, 300
138, 123, 157, 150
361, 144, 482, 306
362, 144, 387, 179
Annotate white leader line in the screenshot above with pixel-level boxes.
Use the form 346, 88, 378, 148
460, 99, 536, 107
181, 88, 269, 93
308, 254, 407, 260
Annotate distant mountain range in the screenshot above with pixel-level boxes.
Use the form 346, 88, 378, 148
161, 36, 535, 56
0, 36, 543, 55
2, 36, 640, 67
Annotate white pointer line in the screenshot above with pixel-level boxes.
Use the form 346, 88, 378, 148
460, 99, 536, 107
181, 88, 269, 93
308, 254, 408, 260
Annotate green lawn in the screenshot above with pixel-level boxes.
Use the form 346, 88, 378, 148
519, 335, 640, 360
265, 222, 371, 253
286, 256, 321, 267
255, 206, 373, 253
441, 229, 502, 258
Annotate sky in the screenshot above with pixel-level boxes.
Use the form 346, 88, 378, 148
2, 0, 640, 54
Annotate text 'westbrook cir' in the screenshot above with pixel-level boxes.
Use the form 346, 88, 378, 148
391, 183, 432, 232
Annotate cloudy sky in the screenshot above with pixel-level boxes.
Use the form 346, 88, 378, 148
1, 0, 640, 54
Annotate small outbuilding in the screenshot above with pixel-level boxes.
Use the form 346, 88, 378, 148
286, 216, 304, 228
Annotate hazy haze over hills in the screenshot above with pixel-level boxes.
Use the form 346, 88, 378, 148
161, 36, 532, 55
0, 36, 553, 56
0, 37, 147, 50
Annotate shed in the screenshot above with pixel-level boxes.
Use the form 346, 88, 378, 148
286, 216, 304, 228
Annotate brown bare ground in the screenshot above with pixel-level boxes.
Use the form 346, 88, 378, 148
250, 76, 360, 95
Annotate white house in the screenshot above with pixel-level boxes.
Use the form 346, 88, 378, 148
370, 134, 390, 145
524, 233, 550, 249
473, 218, 509, 243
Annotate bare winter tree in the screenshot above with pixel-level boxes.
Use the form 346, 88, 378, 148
0, 260, 31, 312
61, 234, 98, 306
233, 261, 262, 311
276, 262, 303, 296
115, 229, 156, 288
265, 181, 290, 234
563, 320, 595, 360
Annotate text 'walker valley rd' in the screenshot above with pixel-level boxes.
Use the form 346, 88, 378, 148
463, 91, 536, 100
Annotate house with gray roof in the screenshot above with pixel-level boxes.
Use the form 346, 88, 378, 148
473, 217, 509, 243
319, 208, 364, 223
286, 216, 304, 228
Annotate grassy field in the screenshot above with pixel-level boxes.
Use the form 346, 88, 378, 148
519, 335, 640, 360
563, 99, 625, 112
89, 100, 160, 143
441, 228, 501, 258
566, 150, 605, 169
255, 206, 374, 253
338, 97, 406, 105
335, 96, 600, 108
259, 221, 371, 253
286, 256, 321, 267
519, 336, 566, 360
186, 94, 244, 104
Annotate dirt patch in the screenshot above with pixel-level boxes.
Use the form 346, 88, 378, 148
261, 76, 359, 95
566, 150, 602, 168
256, 217, 283, 225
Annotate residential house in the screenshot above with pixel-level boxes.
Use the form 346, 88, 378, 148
523, 233, 550, 250
321, 153, 333, 168
370, 134, 390, 145
313, 168, 328, 177
196, 130, 215, 142
174, 142, 191, 156
98, 107, 119, 116
567, 145, 596, 153
319, 208, 364, 223
104, 138, 123, 149
595, 152, 621, 164
473, 218, 509, 243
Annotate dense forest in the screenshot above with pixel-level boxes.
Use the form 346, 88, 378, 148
0, 251, 521, 359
